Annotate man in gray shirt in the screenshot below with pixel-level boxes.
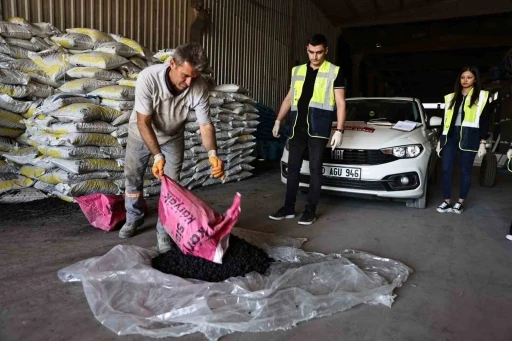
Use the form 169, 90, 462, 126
119, 43, 225, 253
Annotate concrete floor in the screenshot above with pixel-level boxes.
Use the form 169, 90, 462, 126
1, 162, 512, 341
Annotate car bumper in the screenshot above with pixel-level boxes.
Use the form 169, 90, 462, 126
280, 149, 430, 199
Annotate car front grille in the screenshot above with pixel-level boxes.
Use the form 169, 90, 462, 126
302, 148, 398, 165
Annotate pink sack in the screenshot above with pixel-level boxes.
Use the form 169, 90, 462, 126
158, 175, 241, 263
75, 194, 127, 231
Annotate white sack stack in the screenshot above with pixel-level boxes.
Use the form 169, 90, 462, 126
179, 84, 257, 191
0, 17, 63, 202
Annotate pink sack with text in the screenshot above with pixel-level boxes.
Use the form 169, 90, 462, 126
158, 175, 241, 263
75, 194, 127, 231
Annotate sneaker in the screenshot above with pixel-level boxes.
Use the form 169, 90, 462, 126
157, 232, 172, 254
269, 207, 295, 220
298, 209, 316, 225
118, 217, 145, 239
452, 202, 464, 214
436, 201, 452, 213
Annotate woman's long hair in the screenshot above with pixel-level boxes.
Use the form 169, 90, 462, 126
449, 65, 481, 109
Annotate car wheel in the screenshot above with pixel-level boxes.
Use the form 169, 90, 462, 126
479, 152, 497, 188
406, 173, 428, 209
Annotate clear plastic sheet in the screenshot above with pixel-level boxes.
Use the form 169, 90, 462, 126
58, 228, 412, 341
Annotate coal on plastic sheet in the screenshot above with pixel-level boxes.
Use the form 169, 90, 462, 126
152, 234, 272, 282
58, 228, 412, 341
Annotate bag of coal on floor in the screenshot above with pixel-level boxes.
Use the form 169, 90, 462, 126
158, 175, 241, 263
74, 194, 126, 231
75, 193, 148, 231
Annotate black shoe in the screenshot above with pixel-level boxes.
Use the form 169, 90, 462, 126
269, 207, 295, 220
452, 202, 464, 214
298, 210, 316, 225
436, 201, 452, 213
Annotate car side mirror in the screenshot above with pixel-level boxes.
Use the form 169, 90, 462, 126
429, 116, 442, 127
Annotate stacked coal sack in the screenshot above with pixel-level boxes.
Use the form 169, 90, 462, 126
18, 94, 126, 201
0, 18, 61, 141
152, 234, 272, 282
179, 84, 257, 190
34, 27, 158, 88
253, 103, 288, 160
21, 27, 161, 200
0, 18, 62, 202
0, 146, 47, 203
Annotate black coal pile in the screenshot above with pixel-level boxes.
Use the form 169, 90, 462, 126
152, 234, 273, 282
0, 197, 82, 222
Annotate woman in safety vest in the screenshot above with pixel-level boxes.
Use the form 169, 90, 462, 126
436, 66, 490, 214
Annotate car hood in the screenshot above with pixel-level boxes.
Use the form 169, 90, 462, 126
332, 123, 425, 149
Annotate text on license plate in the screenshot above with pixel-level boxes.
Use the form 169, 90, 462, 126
322, 166, 361, 179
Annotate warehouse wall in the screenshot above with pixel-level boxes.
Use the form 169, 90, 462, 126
1, 0, 339, 111
293, 0, 339, 68
1, 0, 191, 52
203, 0, 339, 111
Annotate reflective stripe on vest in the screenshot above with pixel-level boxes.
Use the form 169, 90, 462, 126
290, 60, 339, 111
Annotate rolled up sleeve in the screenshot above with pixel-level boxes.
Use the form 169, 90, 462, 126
192, 80, 211, 125
133, 72, 153, 116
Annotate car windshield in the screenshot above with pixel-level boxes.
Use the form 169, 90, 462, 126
343, 99, 421, 123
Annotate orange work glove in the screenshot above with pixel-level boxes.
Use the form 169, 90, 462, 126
152, 153, 165, 179
208, 150, 225, 180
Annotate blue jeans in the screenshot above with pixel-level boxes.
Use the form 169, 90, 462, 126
285, 127, 328, 213
124, 135, 184, 234
441, 126, 477, 200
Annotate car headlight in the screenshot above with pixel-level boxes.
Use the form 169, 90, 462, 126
381, 144, 423, 158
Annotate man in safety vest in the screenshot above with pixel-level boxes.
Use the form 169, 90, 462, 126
269, 33, 346, 225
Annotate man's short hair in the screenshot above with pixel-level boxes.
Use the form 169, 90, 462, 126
172, 43, 209, 72
307, 34, 328, 48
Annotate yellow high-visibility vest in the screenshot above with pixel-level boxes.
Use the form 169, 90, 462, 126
289, 60, 339, 139
439, 88, 489, 153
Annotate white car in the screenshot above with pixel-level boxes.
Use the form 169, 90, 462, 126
280, 97, 443, 208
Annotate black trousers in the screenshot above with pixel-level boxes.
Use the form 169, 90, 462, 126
285, 127, 328, 213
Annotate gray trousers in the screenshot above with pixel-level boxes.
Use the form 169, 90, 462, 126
124, 135, 184, 234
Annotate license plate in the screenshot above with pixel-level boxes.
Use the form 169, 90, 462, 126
322, 165, 361, 179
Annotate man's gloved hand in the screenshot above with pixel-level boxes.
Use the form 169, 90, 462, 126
272, 120, 280, 138
436, 141, 441, 154
330, 130, 343, 150
152, 153, 165, 179
507, 148, 512, 159
208, 150, 225, 180
478, 143, 487, 158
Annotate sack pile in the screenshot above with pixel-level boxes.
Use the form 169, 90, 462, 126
0, 18, 62, 140
0, 18, 258, 203
0, 145, 47, 203
253, 103, 288, 160
0, 18, 63, 202
19, 26, 162, 201
178, 84, 257, 191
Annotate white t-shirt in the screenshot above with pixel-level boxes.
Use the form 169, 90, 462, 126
128, 64, 210, 145
455, 94, 467, 127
